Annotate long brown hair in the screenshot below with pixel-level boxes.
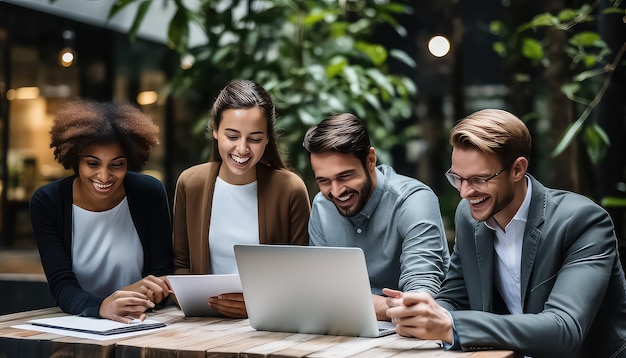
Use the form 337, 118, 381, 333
208, 79, 286, 170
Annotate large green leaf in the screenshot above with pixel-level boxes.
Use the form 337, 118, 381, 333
552, 105, 595, 157
366, 68, 395, 97
572, 67, 607, 82
601, 197, 626, 208
127, 1, 153, 42
560, 83, 580, 100
355, 41, 387, 66
584, 123, 610, 164
521, 37, 544, 60
517, 12, 557, 32
493, 41, 507, 57
489, 21, 503, 36
602, 7, 626, 15
569, 31, 601, 47
342, 66, 361, 95
557, 9, 578, 22
107, 0, 138, 19
168, 7, 190, 53
531, 13, 559, 26
389, 49, 416, 68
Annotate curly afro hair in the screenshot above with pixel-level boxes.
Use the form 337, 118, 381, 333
50, 98, 160, 173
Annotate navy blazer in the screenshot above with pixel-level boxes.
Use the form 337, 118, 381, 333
438, 175, 626, 358
29, 171, 173, 317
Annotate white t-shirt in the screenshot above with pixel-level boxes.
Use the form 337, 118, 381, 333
72, 197, 143, 298
209, 177, 259, 274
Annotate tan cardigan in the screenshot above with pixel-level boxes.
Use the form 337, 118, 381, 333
172, 162, 311, 274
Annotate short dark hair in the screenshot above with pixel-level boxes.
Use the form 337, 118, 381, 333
49, 98, 160, 173
208, 79, 286, 170
302, 113, 371, 167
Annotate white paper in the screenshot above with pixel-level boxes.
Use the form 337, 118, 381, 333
26, 315, 165, 335
12, 323, 166, 341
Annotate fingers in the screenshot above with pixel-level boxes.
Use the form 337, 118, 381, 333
213, 292, 245, 301
382, 288, 402, 298
386, 293, 430, 320
208, 293, 247, 318
161, 276, 174, 293
400, 292, 432, 306
120, 296, 156, 314
108, 313, 147, 325
139, 276, 172, 304
383, 288, 407, 309
127, 276, 171, 304
100, 290, 155, 321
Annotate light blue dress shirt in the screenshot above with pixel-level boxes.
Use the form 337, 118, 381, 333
309, 164, 450, 296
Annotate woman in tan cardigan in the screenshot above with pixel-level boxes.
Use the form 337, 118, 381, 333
172, 79, 311, 318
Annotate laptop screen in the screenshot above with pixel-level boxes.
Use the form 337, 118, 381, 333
234, 244, 394, 337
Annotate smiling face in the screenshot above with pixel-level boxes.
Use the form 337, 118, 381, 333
451, 146, 527, 227
310, 149, 377, 217
213, 107, 269, 185
74, 142, 127, 211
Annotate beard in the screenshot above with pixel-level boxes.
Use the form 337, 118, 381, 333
331, 169, 374, 217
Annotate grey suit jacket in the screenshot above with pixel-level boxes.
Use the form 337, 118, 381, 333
437, 175, 626, 358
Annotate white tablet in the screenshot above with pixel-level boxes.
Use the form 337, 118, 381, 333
167, 274, 242, 317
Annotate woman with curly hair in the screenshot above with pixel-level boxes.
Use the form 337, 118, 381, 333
172, 79, 311, 318
29, 98, 173, 324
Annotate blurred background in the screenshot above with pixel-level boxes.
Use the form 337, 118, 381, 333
0, 0, 624, 314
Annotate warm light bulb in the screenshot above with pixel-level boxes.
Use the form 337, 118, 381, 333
428, 36, 450, 58
180, 53, 195, 70
7, 87, 40, 100
59, 47, 75, 67
137, 91, 158, 105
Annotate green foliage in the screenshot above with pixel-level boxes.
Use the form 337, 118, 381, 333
107, 0, 417, 176
602, 196, 626, 207
489, 0, 625, 164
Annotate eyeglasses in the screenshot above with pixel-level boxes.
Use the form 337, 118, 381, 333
445, 167, 507, 190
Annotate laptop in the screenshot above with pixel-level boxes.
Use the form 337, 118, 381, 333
167, 274, 242, 317
234, 244, 396, 338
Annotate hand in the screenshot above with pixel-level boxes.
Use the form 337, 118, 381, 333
99, 290, 155, 324
383, 288, 404, 309
121, 275, 172, 304
208, 292, 247, 318
372, 294, 391, 321
383, 288, 453, 343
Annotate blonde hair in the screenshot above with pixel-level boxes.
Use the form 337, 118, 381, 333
450, 109, 531, 167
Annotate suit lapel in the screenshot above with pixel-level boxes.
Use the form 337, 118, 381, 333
201, 163, 220, 273
520, 175, 546, 310
475, 222, 495, 311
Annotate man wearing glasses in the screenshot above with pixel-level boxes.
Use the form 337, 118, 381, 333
384, 109, 626, 357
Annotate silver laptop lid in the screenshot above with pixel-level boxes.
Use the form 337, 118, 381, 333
234, 244, 385, 337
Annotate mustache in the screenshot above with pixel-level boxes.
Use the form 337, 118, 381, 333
329, 189, 354, 200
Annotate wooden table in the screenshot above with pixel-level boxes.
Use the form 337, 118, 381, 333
0, 306, 514, 357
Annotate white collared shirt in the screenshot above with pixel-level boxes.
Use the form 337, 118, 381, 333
485, 176, 532, 314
